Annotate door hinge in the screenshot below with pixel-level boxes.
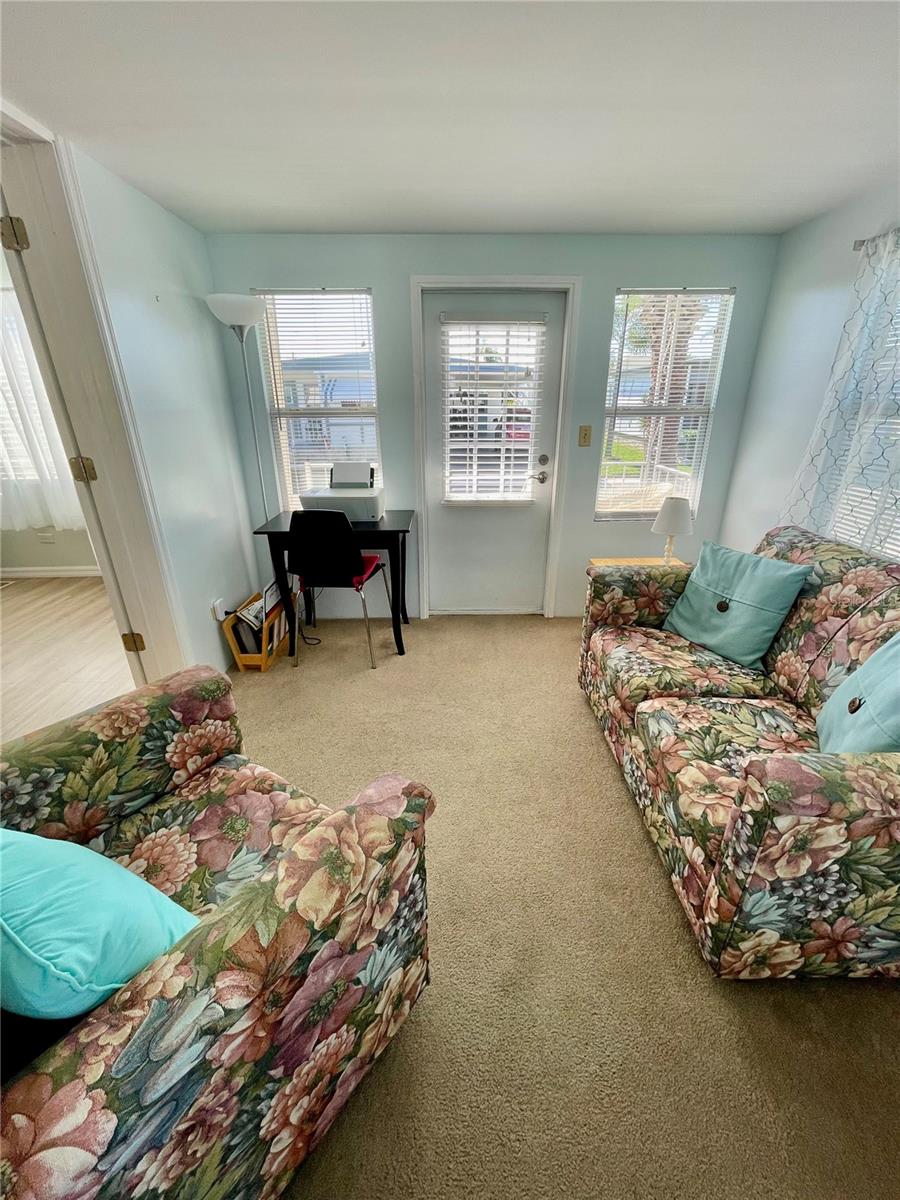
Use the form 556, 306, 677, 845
1, 216, 30, 251
69, 455, 98, 483
121, 631, 146, 653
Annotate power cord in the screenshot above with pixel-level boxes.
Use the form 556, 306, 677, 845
298, 587, 323, 646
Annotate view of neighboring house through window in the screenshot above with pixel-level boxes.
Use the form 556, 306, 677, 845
595, 288, 735, 519
259, 289, 380, 506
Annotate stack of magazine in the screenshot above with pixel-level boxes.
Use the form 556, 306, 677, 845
230, 580, 289, 655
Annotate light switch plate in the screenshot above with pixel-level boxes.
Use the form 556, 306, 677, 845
578, 425, 592, 447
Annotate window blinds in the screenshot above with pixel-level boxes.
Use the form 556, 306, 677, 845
595, 289, 734, 519
258, 290, 381, 505
440, 317, 546, 501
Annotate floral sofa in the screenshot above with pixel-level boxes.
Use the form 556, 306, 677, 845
0, 666, 434, 1199
579, 525, 900, 980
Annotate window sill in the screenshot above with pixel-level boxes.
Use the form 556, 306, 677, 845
593, 513, 657, 522
442, 498, 535, 507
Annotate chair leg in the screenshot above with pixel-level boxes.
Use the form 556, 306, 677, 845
381, 562, 392, 610
293, 592, 301, 668
359, 588, 377, 669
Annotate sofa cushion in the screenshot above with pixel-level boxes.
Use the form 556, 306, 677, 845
1, 828, 198, 1018
816, 631, 900, 753
589, 625, 777, 722
634, 695, 818, 864
754, 525, 900, 713
664, 540, 810, 668
87, 754, 331, 913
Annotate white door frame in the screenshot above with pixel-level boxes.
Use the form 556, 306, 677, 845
1, 113, 186, 682
410, 275, 581, 619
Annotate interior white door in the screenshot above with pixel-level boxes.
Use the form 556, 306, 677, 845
422, 289, 566, 613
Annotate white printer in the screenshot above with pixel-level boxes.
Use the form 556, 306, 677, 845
300, 462, 385, 521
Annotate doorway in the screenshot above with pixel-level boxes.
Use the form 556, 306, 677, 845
1, 260, 134, 738
421, 288, 568, 613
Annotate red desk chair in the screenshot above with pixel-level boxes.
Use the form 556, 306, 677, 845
287, 509, 390, 669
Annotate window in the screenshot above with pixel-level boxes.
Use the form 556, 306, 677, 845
783, 229, 899, 557
595, 288, 735, 519
259, 290, 380, 505
1, 285, 84, 531
440, 316, 546, 501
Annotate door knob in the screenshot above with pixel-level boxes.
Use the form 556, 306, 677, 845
529, 471, 549, 484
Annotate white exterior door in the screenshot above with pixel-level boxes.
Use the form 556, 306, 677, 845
422, 289, 566, 613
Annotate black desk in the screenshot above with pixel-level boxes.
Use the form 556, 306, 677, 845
253, 510, 414, 657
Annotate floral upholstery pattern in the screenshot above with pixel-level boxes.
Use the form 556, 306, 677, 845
755, 525, 900, 713
0, 671, 435, 1197
0, 666, 241, 842
634, 696, 818, 865
579, 562, 692, 682
579, 527, 900, 979
706, 752, 900, 979
591, 626, 776, 717
90, 756, 331, 915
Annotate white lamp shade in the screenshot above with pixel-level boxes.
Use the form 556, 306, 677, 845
651, 496, 693, 537
205, 293, 266, 328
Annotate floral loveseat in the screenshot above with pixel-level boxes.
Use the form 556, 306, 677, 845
579, 525, 900, 980
0, 666, 434, 1199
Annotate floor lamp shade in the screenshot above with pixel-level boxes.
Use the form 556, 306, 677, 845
205, 293, 266, 329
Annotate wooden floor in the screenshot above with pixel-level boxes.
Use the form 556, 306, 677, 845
0, 577, 135, 742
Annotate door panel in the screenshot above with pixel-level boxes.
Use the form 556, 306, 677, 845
423, 290, 566, 612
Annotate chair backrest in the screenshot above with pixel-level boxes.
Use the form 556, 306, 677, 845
287, 509, 365, 587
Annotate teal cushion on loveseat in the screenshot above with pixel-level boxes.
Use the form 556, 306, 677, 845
816, 632, 900, 753
0, 829, 198, 1019
664, 541, 810, 669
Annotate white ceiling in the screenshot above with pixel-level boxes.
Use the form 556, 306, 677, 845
2, 1, 897, 234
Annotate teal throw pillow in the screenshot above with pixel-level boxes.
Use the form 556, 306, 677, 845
816, 632, 900, 753
664, 540, 810, 669
1, 828, 198, 1019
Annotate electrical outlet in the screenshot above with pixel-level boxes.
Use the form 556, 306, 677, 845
212, 598, 227, 622
578, 425, 592, 447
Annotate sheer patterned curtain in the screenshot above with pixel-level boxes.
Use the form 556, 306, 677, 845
1, 285, 85, 531
781, 228, 900, 556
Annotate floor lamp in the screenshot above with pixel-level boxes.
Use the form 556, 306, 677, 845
206, 293, 270, 521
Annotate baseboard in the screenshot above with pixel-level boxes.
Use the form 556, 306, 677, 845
428, 607, 544, 615
0, 565, 102, 579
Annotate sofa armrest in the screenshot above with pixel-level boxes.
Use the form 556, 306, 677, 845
1, 775, 435, 1198
707, 751, 900, 979
0, 665, 240, 842
581, 562, 692, 652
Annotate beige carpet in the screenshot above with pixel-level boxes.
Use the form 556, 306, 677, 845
231, 615, 899, 1200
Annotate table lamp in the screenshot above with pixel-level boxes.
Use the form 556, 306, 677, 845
651, 496, 693, 564
206, 293, 269, 519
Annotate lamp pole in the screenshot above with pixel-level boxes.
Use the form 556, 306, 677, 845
232, 324, 270, 522
205, 294, 270, 524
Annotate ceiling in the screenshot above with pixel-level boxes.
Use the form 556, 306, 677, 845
1, 1, 897, 235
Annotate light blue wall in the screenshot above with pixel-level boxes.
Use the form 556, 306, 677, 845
720, 180, 899, 551
73, 150, 257, 670
208, 233, 779, 616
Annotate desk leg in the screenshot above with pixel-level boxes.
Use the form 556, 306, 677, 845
303, 587, 316, 627
269, 538, 295, 658
388, 536, 405, 655
399, 532, 409, 624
